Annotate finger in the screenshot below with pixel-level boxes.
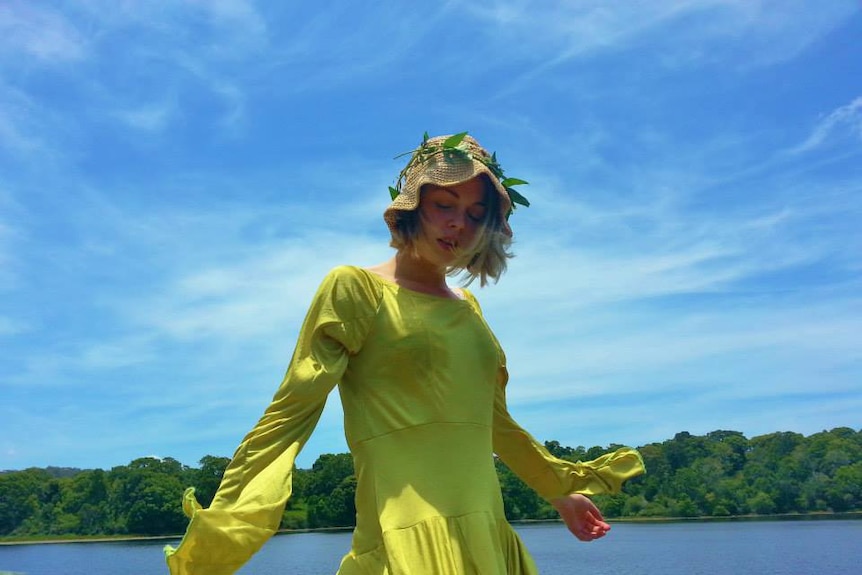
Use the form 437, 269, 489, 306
585, 504, 607, 524
575, 528, 605, 542
584, 510, 611, 531
591, 504, 606, 521
572, 521, 607, 541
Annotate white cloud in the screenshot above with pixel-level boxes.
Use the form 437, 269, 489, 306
72, 0, 268, 58
461, 0, 856, 95
113, 99, 176, 133
76, 336, 158, 370
0, 83, 46, 157
198, 0, 268, 56
789, 96, 862, 154
0, 193, 24, 290
0, 2, 87, 63
129, 233, 387, 343
0, 316, 27, 337
0, 1, 270, 143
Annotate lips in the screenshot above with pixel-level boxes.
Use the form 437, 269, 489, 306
438, 238, 457, 251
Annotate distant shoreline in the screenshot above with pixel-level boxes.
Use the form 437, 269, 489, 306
515, 510, 862, 525
2, 511, 859, 546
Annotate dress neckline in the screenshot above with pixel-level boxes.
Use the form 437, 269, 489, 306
355, 266, 471, 303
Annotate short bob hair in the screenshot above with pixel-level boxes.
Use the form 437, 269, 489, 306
388, 174, 514, 287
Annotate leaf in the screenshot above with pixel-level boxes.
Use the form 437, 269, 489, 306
422, 131, 429, 144
500, 177, 529, 187
442, 132, 468, 148
393, 148, 418, 160
388, 186, 399, 200
506, 187, 530, 207
487, 164, 504, 179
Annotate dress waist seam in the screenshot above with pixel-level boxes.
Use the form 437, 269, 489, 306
350, 420, 491, 448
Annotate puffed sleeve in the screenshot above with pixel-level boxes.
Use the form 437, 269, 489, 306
492, 362, 645, 500
164, 266, 380, 575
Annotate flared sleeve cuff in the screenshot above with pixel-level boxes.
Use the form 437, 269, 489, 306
164, 492, 270, 574
529, 447, 646, 501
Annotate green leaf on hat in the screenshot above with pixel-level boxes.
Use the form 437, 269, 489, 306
500, 177, 529, 187
442, 132, 468, 148
388, 186, 399, 200
506, 187, 530, 207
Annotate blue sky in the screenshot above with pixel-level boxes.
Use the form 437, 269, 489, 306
1, 1, 860, 472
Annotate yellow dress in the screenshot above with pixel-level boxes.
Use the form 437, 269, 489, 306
164, 266, 645, 574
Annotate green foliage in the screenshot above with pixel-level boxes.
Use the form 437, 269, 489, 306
0, 469, 51, 535
303, 453, 357, 528
495, 458, 553, 520
1, 427, 860, 539
193, 455, 231, 508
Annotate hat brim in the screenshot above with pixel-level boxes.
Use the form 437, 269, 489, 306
384, 156, 513, 237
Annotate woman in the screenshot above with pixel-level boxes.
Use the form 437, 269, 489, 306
164, 133, 645, 574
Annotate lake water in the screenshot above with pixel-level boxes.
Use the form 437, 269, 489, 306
1, 519, 860, 574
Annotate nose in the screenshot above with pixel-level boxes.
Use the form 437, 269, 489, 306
447, 210, 466, 231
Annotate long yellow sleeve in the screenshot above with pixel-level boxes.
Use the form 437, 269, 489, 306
492, 365, 646, 500
164, 267, 380, 575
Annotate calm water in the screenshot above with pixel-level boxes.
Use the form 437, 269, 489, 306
1, 520, 860, 574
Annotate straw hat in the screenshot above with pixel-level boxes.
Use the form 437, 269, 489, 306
384, 134, 526, 237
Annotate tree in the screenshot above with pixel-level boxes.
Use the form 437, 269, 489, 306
304, 453, 356, 528
125, 473, 187, 535
307, 476, 357, 528
495, 459, 548, 520
0, 469, 51, 535
194, 455, 230, 508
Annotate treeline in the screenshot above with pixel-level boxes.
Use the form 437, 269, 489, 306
503, 427, 862, 521
1, 428, 859, 538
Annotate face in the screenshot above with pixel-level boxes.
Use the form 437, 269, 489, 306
414, 176, 489, 268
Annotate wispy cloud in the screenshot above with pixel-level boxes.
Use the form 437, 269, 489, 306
0, 1, 87, 63
788, 96, 862, 154
0, 83, 51, 157
112, 99, 177, 133
0, 190, 25, 291
126, 232, 387, 344
0, 1, 271, 145
462, 0, 857, 96
0, 316, 27, 337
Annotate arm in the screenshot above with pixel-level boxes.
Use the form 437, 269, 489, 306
164, 267, 379, 575
492, 365, 645, 540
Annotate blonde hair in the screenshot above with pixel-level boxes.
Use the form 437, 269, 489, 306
388, 176, 514, 287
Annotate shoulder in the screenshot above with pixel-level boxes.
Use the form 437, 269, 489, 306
315, 265, 383, 312
323, 265, 377, 286
303, 267, 382, 352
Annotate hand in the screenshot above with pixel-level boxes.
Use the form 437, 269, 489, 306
550, 493, 611, 542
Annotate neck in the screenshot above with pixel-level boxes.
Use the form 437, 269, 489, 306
395, 250, 448, 289
367, 252, 461, 299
